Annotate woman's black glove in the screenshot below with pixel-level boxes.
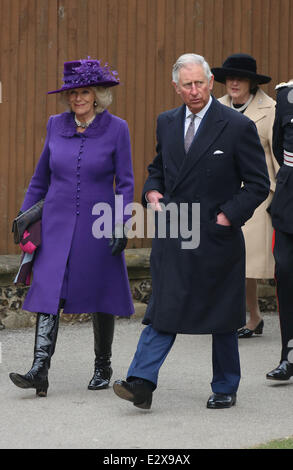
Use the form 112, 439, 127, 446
109, 224, 128, 256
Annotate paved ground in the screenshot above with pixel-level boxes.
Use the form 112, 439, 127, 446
0, 312, 293, 450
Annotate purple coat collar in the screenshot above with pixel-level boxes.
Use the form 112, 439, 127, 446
60, 110, 112, 137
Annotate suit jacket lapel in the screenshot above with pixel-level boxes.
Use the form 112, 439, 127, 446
165, 105, 186, 173
171, 97, 227, 191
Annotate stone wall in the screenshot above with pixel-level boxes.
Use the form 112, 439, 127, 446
0, 249, 152, 329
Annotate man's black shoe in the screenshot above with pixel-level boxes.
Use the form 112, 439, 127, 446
113, 379, 153, 409
266, 360, 293, 381
206, 393, 236, 409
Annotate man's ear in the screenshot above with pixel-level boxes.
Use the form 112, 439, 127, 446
172, 81, 181, 95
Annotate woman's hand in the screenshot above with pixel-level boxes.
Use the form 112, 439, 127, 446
109, 224, 128, 256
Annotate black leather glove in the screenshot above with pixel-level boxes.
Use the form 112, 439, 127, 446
109, 224, 128, 256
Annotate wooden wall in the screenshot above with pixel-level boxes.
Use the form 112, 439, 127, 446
1, 0, 292, 253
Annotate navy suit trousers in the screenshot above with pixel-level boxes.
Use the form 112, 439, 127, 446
273, 230, 293, 361
127, 324, 241, 394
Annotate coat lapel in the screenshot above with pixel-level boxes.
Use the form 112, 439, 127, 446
171, 97, 227, 191
165, 105, 186, 172
244, 89, 272, 124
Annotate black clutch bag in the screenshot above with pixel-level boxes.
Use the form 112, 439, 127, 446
12, 199, 44, 244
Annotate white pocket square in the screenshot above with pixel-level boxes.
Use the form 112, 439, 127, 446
213, 150, 224, 155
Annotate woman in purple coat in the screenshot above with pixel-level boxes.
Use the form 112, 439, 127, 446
9, 58, 135, 397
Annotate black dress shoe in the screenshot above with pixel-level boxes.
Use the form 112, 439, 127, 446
113, 379, 153, 409
207, 393, 236, 409
238, 319, 264, 338
266, 361, 293, 381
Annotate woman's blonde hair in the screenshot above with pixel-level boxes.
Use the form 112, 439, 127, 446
60, 86, 113, 114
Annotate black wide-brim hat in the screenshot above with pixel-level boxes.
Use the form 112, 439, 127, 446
211, 53, 271, 85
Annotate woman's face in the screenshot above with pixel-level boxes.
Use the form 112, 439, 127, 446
68, 87, 96, 120
225, 76, 251, 104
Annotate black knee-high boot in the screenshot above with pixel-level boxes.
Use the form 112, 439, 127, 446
88, 312, 115, 390
9, 311, 59, 397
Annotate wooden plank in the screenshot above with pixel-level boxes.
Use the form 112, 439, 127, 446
289, 0, 293, 80
155, 0, 166, 114
77, 0, 89, 59
133, 0, 147, 198
240, 0, 252, 54
96, 0, 108, 58
268, 0, 280, 97
203, 0, 215, 63
222, 0, 234, 58
7, 0, 20, 254
24, 0, 37, 190
278, 0, 290, 84
164, 0, 176, 110
193, 0, 204, 56
174, 0, 185, 59
212, 0, 224, 70
0, 0, 11, 253
115, 0, 128, 120
34, 0, 49, 162
184, 0, 195, 54
47, 0, 58, 117
15, 0, 28, 231
251, 0, 262, 69
125, 0, 137, 158
66, 0, 78, 61
87, 0, 99, 59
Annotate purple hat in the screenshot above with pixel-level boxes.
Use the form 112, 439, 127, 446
48, 57, 119, 94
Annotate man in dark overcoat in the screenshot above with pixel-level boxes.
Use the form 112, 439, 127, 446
114, 53, 270, 410
266, 80, 293, 381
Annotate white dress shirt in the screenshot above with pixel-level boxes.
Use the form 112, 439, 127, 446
184, 95, 213, 138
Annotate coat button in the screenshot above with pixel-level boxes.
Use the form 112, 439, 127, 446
76, 211, 80, 215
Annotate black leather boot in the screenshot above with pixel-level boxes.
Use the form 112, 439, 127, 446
88, 312, 114, 390
9, 311, 59, 397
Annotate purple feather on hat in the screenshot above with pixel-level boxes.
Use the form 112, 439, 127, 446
48, 57, 119, 94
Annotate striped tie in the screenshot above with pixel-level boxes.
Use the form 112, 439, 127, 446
184, 114, 196, 153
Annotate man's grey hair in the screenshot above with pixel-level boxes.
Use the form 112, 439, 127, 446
172, 54, 213, 84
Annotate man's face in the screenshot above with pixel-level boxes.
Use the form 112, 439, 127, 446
173, 64, 214, 114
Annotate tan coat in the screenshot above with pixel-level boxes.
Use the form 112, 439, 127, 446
219, 89, 279, 278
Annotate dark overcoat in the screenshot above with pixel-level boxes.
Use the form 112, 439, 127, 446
21, 111, 135, 317
270, 83, 293, 234
142, 97, 270, 334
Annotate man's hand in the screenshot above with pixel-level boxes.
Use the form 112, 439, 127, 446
146, 190, 164, 212
216, 212, 231, 226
